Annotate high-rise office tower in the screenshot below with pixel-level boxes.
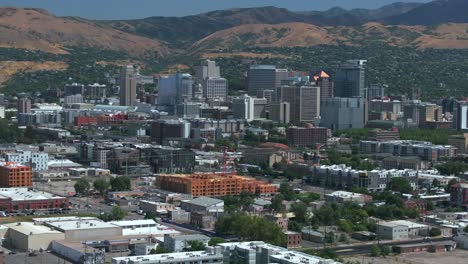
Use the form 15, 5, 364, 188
275, 69, 290, 89
320, 97, 366, 130
195, 60, 220, 82
159, 73, 194, 105
335, 60, 366, 98
119, 65, 137, 106
313, 71, 334, 102
17, 97, 31, 114
248, 65, 276, 97
233, 95, 255, 121
276, 85, 320, 124
366, 84, 386, 99
203, 77, 228, 100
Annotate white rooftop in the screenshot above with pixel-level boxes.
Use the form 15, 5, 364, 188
46, 219, 118, 231
33, 216, 98, 223
5, 222, 63, 235
0, 188, 63, 201
327, 191, 364, 198
271, 251, 341, 264
108, 219, 180, 236
387, 220, 428, 229
112, 250, 219, 263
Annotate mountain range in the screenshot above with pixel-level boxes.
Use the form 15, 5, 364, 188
0, 0, 468, 57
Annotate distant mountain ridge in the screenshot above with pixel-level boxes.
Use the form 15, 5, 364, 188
1, 1, 468, 56
383, 0, 468, 25
103, 2, 423, 48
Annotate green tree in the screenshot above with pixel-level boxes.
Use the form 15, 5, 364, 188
215, 213, 286, 247
150, 247, 170, 254
436, 161, 468, 176
279, 183, 296, 201
270, 194, 286, 212
426, 201, 435, 211
288, 221, 303, 232
208, 237, 225, 246
387, 177, 413, 193
382, 246, 392, 256
464, 225, 468, 233
291, 202, 308, 223
338, 220, 353, 233
325, 231, 335, 244
445, 178, 459, 192
370, 244, 381, 257
110, 176, 131, 191
238, 191, 255, 210
100, 205, 127, 221
110, 205, 127, 220
74, 178, 90, 195
93, 178, 110, 195
429, 228, 441, 237
183, 240, 206, 251
144, 211, 156, 220
339, 233, 349, 243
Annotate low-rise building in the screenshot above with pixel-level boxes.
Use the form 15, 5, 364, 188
108, 220, 179, 237
180, 196, 224, 214
377, 221, 409, 240
163, 234, 210, 252
325, 191, 372, 204
284, 231, 301, 249
139, 200, 176, 215
44, 218, 122, 241
0, 188, 68, 211
5, 222, 65, 251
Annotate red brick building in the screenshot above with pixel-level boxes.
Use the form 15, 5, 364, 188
0, 188, 69, 211
284, 231, 302, 248
0, 162, 32, 187
286, 125, 329, 147
404, 200, 427, 215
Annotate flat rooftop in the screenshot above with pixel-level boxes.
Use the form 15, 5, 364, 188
46, 219, 118, 231
33, 216, 98, 223
388, 220, 428, 229
5, 222, 63, 235
271, 251, 341, 264
112, 250, 221, 263
0, 188, 64, 201
108, 219, 179, 236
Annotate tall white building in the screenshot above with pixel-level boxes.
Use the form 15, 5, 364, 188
5, 151, 49, 171
233, 95, 255, 121
195, 60, 220, 81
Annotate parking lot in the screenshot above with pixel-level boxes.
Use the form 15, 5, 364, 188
344, 249, 468, 264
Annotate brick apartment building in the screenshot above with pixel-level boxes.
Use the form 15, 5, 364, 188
0, 188, 69, 211
286, 125, 329, 147
0, 162, 32, 187
156, 173, 277, 197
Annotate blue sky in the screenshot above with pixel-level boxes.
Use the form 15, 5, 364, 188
0, 0, 431, 20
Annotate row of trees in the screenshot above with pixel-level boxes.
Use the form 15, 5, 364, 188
215, 213, 287, 247
74, 176, 131, 195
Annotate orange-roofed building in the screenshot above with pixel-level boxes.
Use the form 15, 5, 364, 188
313, 70, 333, 102
156, 173, 277, 197
0, 162, 32, 188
